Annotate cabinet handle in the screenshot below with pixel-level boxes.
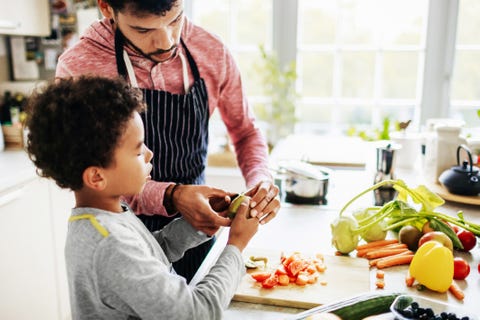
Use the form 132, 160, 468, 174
0, 187, 24, 208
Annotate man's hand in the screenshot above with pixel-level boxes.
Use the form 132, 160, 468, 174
245, 180, 280, 224
172, 185, 233, 236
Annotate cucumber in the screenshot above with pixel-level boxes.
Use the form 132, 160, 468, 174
290, 292, 401, 320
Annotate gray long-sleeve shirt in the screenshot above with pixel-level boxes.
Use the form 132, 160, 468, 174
66, 207, 244, 320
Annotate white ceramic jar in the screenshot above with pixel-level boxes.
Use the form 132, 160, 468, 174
424, 124, 467, 184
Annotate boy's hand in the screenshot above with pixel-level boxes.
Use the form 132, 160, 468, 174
227, 198, 259, 252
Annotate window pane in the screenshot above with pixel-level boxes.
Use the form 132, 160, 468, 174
382, 52, 418, 99
296, 102, 332, 124
299, 1, 336, 45
193, 0, 270, 48
297, 0, 427, 130
381, 105, 416, 124
299, 52, 334, 97
235, 0, 271, 46
377, 0, 426, 46
235, 51, 264, 96
341, 52, 374, 98
338, 105, 372, 125
451, 51, 480, 101
338, 0, 375, 45
192, 0, 230, 43
456, 0, 480, 45
452, 108, 479, 127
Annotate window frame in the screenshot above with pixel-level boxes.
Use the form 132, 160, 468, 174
186, 0, 462, 131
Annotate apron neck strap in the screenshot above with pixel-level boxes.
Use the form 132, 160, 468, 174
180, 38, 200, 81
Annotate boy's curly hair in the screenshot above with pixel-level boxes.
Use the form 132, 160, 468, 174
25, 76, 145, 191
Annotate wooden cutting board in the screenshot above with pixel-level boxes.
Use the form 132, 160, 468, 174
233, 248, 371, 309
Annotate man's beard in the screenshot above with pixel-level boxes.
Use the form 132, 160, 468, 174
119, 28, 178, 63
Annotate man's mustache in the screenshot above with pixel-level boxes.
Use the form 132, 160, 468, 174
147, 44, 178, 56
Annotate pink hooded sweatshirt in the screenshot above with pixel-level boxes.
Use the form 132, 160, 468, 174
56, 17, 271, 216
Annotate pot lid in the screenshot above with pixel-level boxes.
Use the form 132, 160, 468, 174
278, 160, 330, 180
453, 160, 479, 175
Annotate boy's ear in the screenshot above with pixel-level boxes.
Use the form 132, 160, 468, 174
82, 166, 107, 191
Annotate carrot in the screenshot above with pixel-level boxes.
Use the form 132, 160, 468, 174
376, 254, 414, 269
369, 250, 413, 267
376, 270, 385, 279
365, 248, 411, 260
357, 243, 408, 257
405, 274, 415, 287
375, 280, 385, 289
355, 239, 398, 251
449, 282, 465, 300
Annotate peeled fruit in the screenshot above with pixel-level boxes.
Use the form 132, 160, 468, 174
228, 194, 250, 219
398, 225, 423, 251
418, 231, 453, 252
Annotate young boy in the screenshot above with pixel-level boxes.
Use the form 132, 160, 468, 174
25, 76, 259, 320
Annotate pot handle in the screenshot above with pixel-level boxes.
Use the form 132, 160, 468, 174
456, 144, 474, 173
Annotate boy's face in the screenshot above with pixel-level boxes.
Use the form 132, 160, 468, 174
101, 0, 184, 63
104, 111, 153, 196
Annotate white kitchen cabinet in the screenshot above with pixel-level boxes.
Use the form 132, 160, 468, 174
0, 178, 59, 319
0, 0, 50, 36
48, 183, 74, 320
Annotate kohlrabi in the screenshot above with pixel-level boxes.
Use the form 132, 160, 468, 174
330, 179, 480, 254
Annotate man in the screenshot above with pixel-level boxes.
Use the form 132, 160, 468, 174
56, 0, 280, 281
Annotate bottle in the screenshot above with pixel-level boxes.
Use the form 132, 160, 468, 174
1, 91, 12, 125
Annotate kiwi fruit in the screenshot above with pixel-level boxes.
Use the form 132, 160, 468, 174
398, 225, 423, 251
227, 194, 249, 219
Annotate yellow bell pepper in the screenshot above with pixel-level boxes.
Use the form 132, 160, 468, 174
409, 240, 453, 293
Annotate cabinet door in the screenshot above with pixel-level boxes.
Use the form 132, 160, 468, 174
49, 182, 74, 320
0, 178, 59, 319
0, 0, 50, 36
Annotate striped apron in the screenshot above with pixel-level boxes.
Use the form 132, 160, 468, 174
115, 30, 214, 282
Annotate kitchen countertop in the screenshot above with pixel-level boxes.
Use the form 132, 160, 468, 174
0, 149, 36, 193
193, 169, 480, 319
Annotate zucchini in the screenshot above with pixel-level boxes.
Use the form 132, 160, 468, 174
290, 292, 401, 320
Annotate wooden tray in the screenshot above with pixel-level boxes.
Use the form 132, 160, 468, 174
427, 182, 480, 206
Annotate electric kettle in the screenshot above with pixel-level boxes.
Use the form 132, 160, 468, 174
438, 144, 480, 196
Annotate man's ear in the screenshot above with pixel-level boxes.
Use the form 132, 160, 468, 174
97, 0, 115, 19
82, 166, 107, 191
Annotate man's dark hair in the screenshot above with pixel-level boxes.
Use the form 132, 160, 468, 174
25, 76, 145, 191
104, 0, 178, 16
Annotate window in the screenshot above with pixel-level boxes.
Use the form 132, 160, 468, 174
297, 0, 427, 133
186, 0, 476, 138
189, 0, 272, 97
451, 0, 480, 127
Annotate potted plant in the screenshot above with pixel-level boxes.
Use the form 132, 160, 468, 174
255, 45, 298, 149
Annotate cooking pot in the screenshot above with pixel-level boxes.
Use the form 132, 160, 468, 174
438, 144, 480, 196
276, 160, 330, 205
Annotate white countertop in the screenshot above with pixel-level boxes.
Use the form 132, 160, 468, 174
0, 149, 36, 193
195, 169, 480, 319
